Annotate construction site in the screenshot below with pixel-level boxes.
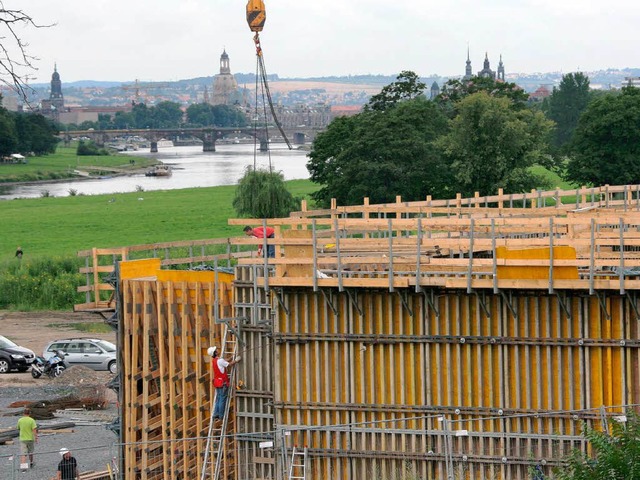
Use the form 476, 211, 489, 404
74, 183, 640, 480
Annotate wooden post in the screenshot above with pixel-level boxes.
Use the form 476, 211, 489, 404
498, 188, 504, 211
474, 191, 480, 209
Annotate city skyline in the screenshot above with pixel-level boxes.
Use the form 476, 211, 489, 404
15, 0, 640, 83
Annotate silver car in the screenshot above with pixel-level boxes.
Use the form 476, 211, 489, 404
43, 338, 117, 374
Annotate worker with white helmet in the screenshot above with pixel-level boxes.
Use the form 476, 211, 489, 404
208, 346, 241, 421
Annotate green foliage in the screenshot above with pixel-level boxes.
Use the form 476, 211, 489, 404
366, 71, 427, 112
185, 103, 248, 127
0, 256, 84, 310
308, 97, 450, 207
554, 413, 640, 479
0, 106, 18, 156
232, 167, 300, 218
13, 112, 59, 155
77, 140, 109, 156
566, 87, 640, 186
544, 72, 592, 152
437, 76, 530, 116
437, 92, 554, 197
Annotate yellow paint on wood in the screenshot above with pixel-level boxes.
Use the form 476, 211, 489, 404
496, 246, 579, 280
119, 258, 161, 279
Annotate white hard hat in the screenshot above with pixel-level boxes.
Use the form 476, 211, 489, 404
59, 448, 70, 456
207, 346, 217, 357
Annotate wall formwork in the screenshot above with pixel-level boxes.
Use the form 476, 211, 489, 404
256, 285, 640, 480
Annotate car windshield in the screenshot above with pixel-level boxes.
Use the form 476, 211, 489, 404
0, 335, 18, 348
95, 340, 116, 352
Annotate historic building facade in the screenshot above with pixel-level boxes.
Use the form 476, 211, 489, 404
211, 50, 242, 106
41, 64, 65, 119
464, 50, 505, 81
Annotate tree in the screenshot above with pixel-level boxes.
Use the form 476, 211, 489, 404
13, 112, 58, 155
150, 101, 183, 128
544, 72, 591, 152
437, 92, 553, 197
0, 105, 17, 155
566, 87, 640, 186
232, 167, 299, 218
0, 7, 51, 100
211, 104, 248, 127
436, 76, 529, 117
307, 96, 450, 207
553, 413, 640, 479
366, 71, 426, 112
186, 103, 215, 126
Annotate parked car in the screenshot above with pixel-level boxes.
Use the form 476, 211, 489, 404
0, 335, 35, 373
43, 338, 117, 374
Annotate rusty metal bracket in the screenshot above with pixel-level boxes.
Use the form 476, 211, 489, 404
556, 292, 573, 322
276, 288, 290, 317
424, 290, 440, 320
399, 290, 414, 318
596, 291, 611, 321
500, 291, 519, 322
625, 291, 640, 320
321, 288, 339, 317
346, 289, 363, 317
475, 290, 492, 320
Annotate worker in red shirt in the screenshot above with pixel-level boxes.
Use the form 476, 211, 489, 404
243, 225, 275, 258
208, 346, 241, 422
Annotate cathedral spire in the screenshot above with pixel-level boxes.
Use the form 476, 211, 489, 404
497, 54, 505, 81
464, 45, 472, 80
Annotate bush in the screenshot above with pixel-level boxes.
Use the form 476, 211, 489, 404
0, 256, 85, 310
77, 140, 109, 156
232, 167, 299, 218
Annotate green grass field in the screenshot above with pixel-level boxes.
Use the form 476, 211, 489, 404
0, 145, 156, 183
0, 179, 319, 259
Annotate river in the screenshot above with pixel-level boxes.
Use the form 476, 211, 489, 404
0, 144, 311, 200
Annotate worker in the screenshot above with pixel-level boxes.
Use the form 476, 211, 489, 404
56, 447, 80, 480
17, 407, 37, 470
243, 225, 275, 258
208, 346, 241, 421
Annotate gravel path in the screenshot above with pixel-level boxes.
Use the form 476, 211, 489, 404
0, 384, 119, 480
0, 312, 120, 480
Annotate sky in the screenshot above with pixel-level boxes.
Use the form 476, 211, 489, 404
10, 0, 640, 84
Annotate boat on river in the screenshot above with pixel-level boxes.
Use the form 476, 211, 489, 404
145, 165, 172, 177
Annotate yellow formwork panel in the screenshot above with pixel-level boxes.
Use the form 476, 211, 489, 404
496, 245, 579, 280
120, 258, 162, 279
274, 289, 638, 479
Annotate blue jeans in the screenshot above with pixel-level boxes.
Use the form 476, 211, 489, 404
214, 385, 228, 419
266, 233, 275, 258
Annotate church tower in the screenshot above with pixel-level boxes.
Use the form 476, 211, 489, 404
211, 49, 240, 106
464, 47, 472, 80
430, 81, 440, 100
477, 52, 496, 79
497, 54, 505, 81
49, 64, 64, 111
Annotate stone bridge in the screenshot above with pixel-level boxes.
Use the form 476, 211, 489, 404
64, 126, 322, 152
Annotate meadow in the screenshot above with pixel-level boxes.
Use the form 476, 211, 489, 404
0, 145, 156, 183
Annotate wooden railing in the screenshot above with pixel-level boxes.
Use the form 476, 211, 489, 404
77, 184, 640, 312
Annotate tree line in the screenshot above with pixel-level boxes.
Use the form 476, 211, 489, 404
307, 71, 640, 208
0, 102, 58, 157
66, 101, 249, 131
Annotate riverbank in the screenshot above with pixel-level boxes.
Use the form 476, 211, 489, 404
0, 145, 157, 185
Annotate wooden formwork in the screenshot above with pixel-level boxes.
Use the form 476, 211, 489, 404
119, 261, 234, 480
261, 287, 640, 479
95, 184, 640, 480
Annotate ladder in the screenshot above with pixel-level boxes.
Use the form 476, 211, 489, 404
201, 323, 239, 480
288, 446, 307, 480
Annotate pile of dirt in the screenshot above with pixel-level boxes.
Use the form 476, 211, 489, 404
54, 366, 109, 408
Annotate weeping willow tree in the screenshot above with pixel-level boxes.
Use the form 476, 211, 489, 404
232, 167, 299, 218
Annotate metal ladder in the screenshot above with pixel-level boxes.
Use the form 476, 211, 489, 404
201, 323, 238, 480
288, 446, 308, 480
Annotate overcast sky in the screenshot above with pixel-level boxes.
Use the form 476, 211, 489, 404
14, 0, 640, 84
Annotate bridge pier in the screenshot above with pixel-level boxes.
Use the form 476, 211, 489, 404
293, 132, 306, 145
150, 141, 158, 153
202, 139, 216, 152
260, 139, 269, 152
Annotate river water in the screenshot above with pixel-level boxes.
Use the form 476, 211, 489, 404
0, 144, 311, 200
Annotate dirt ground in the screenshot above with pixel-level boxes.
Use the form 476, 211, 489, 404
0, 310, 116, 387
